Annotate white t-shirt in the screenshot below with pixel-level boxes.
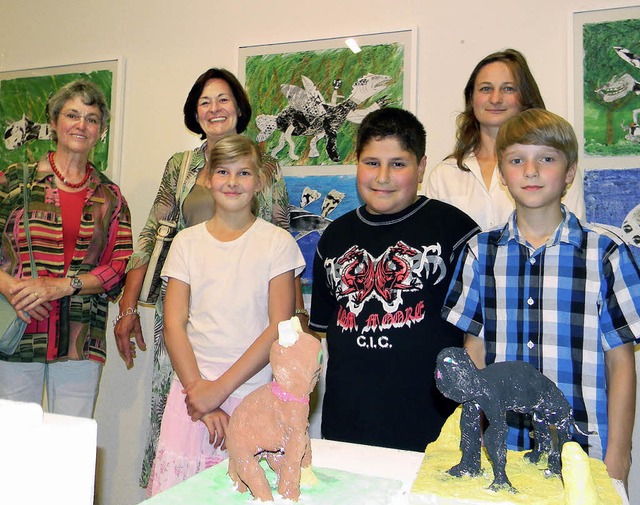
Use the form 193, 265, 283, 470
423, 154, 586, 231
161, 218, 305, 399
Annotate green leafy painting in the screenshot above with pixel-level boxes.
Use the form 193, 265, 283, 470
583, 16, 640, 156
0, 69, 113, 172
244, 42, 405, 167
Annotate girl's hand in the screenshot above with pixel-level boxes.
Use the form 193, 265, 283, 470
200, 409, 230, 449
182, 378, 229, 422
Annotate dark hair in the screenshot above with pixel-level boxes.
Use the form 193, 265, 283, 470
451, 49, 546, 171
47, 80, 110, 142
183, 68, 252, 139
496, 108, 578, 172
356, 108, 426, 161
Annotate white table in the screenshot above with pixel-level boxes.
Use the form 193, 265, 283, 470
311, 438, 424, 489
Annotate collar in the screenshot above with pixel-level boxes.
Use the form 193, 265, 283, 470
357, 195, 429, 225
496, 205, 585, 250
462, 153, 501, 190
269, 381, 309, 404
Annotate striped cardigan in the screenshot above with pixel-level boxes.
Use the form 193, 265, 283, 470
0, 162, 133, 363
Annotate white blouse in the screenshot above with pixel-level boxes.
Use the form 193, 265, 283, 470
422, 154, 586, 231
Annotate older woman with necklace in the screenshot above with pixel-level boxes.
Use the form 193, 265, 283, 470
0, 80, 133, 418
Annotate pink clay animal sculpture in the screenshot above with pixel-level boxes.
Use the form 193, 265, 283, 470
226, 317, 323, 501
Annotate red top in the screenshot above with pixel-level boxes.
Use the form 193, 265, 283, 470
58, 188, 88, 274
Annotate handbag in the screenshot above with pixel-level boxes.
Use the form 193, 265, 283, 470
0, 164, 38, 355
139, 150, 193, 305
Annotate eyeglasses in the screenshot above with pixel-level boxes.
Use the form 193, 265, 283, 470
60, 111, 102, 126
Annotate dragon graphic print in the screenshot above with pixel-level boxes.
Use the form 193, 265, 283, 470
325, 240, 446, 335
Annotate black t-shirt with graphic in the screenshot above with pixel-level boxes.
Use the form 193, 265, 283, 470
310, 196, 479, 451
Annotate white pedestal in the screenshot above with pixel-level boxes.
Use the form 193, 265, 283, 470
0, 399, 97, 504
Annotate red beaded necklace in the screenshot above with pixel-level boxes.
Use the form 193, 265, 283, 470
48, 151, 91, 189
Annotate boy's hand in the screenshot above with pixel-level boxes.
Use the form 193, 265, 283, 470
603, 342, 635, 493
603, 452, 630, 493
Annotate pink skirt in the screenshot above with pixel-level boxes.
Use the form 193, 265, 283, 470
146, 378, 242, 497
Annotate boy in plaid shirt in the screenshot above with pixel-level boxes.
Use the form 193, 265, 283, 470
442, 108, 639, 496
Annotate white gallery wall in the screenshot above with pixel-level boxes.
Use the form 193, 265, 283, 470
1, 1, 639, 504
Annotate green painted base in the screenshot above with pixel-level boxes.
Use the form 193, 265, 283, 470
143, 459, 403, 504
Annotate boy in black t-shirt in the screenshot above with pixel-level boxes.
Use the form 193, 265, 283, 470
309, 108, 479, 451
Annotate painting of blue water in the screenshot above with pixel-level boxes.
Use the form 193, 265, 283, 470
285, 175, 363, 293
584, 167, 640, 261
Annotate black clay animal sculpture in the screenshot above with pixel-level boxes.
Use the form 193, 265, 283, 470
434, 347, 591, 492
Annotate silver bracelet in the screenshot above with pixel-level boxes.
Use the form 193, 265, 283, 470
294, 308, 310, 319
113, 307, 140, 327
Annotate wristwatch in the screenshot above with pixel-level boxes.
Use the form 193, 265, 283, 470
70, 276, 83, 296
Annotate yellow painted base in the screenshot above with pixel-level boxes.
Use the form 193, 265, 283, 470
410, 408, 621, 505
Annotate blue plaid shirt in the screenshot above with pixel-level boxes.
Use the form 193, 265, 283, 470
442, 206, 640, 459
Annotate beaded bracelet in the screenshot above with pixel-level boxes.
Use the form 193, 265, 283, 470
113, 307, 140, 327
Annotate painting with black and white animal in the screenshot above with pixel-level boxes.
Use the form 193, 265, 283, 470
582, 14, 640, 155
242, 37, 407, 166
256, 74, 391, 163
4, 115, 51, 150
0, 69, 113, 172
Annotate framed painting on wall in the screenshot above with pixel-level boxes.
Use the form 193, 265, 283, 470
238, 29, 417, 294
0, 59, 124, 182
572, 5, 640, 258
238, 29, 416, 173
571, 5, 640, 170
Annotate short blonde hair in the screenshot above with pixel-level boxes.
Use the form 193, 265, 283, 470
207, 135, 266, 214
496, 108, 578, 171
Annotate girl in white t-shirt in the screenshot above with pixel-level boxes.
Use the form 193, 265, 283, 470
146, 135, 305, 497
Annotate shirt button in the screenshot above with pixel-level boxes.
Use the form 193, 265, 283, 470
530, 257, 536, 265
527, 297, 534, 306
